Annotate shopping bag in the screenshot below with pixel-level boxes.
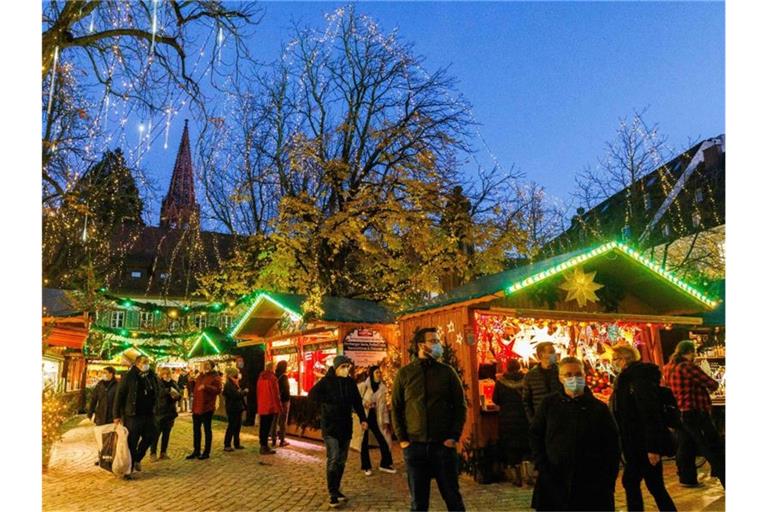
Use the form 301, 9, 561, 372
98, 429, 118, 472
111, 425, 132, 477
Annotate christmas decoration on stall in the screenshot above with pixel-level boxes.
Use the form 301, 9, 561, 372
377, 341, 403, 408
559, 267, 604, 307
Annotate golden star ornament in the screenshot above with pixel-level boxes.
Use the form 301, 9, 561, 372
559, 267, 604, 308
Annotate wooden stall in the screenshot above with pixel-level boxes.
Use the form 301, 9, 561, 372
397, 241, 719, 483
233, 291, 398, 440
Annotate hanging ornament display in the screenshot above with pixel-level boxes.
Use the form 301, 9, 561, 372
559, 267, 604, 307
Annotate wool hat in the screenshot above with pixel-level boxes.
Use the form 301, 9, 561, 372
333, 355, 353, 368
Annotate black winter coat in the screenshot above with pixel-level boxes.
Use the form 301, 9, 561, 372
522, 364, 562, 421
610, 362, 672, 458
308, 367, 366, 440
113, 366, 159, 419
277, 373, 291, 403
88, 378, 118, 425
155, 379, 180, 423
223, 378, 247, 415
530, 388, 620, 511
391, 357, 467, 444
493, 372, 529, 451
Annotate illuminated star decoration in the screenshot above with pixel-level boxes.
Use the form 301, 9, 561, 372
512, 327, 538, 360
455, 333, 463, 345
436, 325, 444, 340
559, 267, 604, 308
447, 321, 455, 333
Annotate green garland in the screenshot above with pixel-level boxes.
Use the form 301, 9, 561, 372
96, 288, 274, 317
91, 323, 200, 340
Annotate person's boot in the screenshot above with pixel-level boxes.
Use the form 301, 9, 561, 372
260, 445, 276, 455
159, 452, 170, 460
186, 452, 200, 460
149, 453, 158, 462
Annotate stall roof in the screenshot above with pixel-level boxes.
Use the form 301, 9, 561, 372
230, 290, 395, 338
401, 241, 719, 316
689, 279, 725, 326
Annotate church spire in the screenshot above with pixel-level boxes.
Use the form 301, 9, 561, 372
160, 119, 200, 229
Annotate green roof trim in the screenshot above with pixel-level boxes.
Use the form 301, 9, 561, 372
402, 241, 719, 315
229, 290, 396, 338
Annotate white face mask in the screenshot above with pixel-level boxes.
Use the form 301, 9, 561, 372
101, 374, 110, 381
336, 366, 350, 378
140, 364, 150, 373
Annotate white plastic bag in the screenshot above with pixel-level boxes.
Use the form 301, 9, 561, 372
111, 424, 132, 477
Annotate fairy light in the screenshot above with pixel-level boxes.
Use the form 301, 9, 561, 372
46, 46, 59, 116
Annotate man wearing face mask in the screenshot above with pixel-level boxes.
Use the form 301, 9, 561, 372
529, 356, 620, 511
522, 342, 562, 422
89, 366, 118, 465
150, 367, 181, 461
308, 355, 368, 509
391, 327, 467, 512
113, 355, 159, 475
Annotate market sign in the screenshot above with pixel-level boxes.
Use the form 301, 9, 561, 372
343, 329, 387, 367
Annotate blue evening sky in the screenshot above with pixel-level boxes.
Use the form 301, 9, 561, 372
142, 1, 724, 226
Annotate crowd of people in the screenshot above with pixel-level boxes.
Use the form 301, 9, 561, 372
87, 334, 724, 511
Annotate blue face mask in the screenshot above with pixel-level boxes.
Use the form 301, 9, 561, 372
428, 343, 444, 359
548, 353, 557, 364
563, 376, 585, 393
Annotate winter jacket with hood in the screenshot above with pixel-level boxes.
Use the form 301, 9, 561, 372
257, 370, 282, 415
522, 363, 562, 422
610, 361, 672, 458
89, 377, 118, 425
391, 357, 467, 444
308, 366, 366, 440
113, 365, 159, 419
192, 371, 222, 415
492, 371, 529, 451
155, 378, 181, 423
530, 388, 620, 511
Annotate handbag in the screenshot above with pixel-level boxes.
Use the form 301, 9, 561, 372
98, 429, 117, 472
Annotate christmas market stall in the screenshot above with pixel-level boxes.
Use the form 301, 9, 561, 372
43, 288, 90, 394
233, 291, 397, 440
397, 241, 719, 483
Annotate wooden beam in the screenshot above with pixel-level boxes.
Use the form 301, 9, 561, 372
397, 293, 504, 321
237, 326, 337, 348
481, 307, 703, 325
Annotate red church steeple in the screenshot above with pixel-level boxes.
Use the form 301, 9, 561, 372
160, 119, 200, 229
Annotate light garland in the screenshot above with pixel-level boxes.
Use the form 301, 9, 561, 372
505, 241, 718, 308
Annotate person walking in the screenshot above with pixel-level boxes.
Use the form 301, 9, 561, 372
187, 361, 222, 460
663, 340, 724, 489
89, 366, 118, 465
529, 356, 620, 511
177, 368, 190, 413
113, 355, 159, 477
522, 342, 561, 422
257, 361, 282, 455
270, 360, 292, 448
611, 345, 677, 511
391, 328, 467, 512
358, 365, 396, 476
309, 355, 368, 508
223, 366, 248, 451
150, 367, 181, 461
492, 359, 531, 487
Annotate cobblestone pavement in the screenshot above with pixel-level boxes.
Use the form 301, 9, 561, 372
44, 415, 724, 511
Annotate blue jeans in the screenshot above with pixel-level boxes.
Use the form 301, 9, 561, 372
324, 436, 351, 497
403, 442, 465, 511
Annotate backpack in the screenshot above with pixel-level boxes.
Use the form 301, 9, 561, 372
659, 385, 682, 430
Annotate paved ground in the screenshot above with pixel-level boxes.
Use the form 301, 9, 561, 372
43, 414, 724, 511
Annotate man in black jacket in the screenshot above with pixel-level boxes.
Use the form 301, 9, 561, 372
392, 327, 467, 512
308, 355, 368, 508
611, 346, 677, 511
523, 342, 562, 422
530, 356, 620, 511
113, 355, 158, 475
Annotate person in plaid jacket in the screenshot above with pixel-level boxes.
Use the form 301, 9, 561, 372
662, 340, 724, 489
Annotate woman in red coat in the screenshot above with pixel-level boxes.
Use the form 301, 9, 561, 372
257, 361, 282, 454
186, 360, 222, 460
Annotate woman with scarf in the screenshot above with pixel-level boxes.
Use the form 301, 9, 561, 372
357, 365, 396, 475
